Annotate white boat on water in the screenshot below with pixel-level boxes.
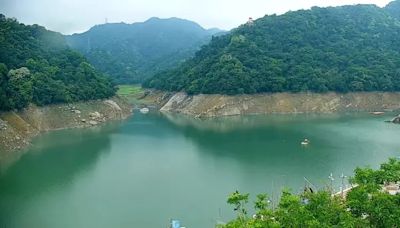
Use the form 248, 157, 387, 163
301, 139, 310, 145
140, 107, 149, 114
370, 111, 385, 115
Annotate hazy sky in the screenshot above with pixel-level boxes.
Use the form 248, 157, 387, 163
0, 0, 393, 34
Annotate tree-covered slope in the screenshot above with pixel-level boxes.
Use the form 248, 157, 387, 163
0, 15, 115, 111
66, 17, 224, 84
386, 0, 400, 20
144, 2, 400, 95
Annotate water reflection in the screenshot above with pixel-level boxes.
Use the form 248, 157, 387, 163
0, 124, 120, 224
161, 112, 400, 190
162, 112, 346, 132
0, 112, 399, 228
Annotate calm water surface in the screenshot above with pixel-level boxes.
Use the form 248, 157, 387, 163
0, 112, 399, 227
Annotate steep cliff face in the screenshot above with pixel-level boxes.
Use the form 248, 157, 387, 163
0, 97, 132, 168
160, 92, 400, 118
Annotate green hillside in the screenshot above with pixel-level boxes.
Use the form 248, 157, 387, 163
66, 17, 224, 84
144, 2, 400, 95
386, 0, 400, 20
0, 15, 115, 111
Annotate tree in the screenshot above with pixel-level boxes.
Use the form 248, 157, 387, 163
65, 17, 223, 84
227, 190, 250, 220
0, 15, 116, 111
145, 4, 400, 95
221, 158, 399, 228
0, 63, 10, 110
7, 67, 32, 109
346, 158, 400, 227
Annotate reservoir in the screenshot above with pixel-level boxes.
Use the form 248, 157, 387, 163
0, 112, 399, 227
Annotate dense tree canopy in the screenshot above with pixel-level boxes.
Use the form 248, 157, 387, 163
0, 15, 115, 111
386, 0, 400, 20
145, 2, 400, 95
66, 17, 224, 84
220, 158, 400, 227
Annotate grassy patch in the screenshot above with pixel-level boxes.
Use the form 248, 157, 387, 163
117, 85, 144, 96
116, 85, 146, 104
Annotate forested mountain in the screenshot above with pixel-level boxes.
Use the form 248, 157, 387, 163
66, 17, 224, 84
385, 0, 400, 20
0, 15, 115, 111
144, 1, 400, 95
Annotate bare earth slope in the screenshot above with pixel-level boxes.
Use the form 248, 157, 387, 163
160, 92, 400, 118
0, 97, 131, 170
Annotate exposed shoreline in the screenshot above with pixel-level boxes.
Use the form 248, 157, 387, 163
2, 91, 400, 170
159, 92, 400, 118
0, 97, 132, 170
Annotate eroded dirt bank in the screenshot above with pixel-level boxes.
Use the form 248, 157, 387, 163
0, 97, 132, 169
160, 92, 400, 117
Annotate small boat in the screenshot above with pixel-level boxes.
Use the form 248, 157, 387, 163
140, 107, 149, 114
370, 111, 385, 115
301, 139, 310, 145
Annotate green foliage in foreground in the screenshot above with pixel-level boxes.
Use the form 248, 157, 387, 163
145, 2, 400, 95
0, 15, 115, 111
220, 158, 400, 227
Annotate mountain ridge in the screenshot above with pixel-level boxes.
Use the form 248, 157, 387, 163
144, 1, 400, 95
66, 17, 224, 83
385, 0, 400, 20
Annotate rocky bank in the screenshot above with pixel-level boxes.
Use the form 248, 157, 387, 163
391, 115, 400, 124
160, 92, 400, 118
0, 97, 131, 169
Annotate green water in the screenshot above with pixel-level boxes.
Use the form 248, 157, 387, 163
1, 112, 399, 227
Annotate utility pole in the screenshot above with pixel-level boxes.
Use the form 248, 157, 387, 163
271, 179, 275, 211
329, 173, 335, 193
340, 173, 347, 197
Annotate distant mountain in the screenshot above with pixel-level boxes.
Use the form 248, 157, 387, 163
385, 0, 400, 20
0, 15, 115, 111
144, 2, 400, 95
66, 17, 224, 84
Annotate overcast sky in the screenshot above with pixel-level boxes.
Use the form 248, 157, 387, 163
0, 0, 393, 35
